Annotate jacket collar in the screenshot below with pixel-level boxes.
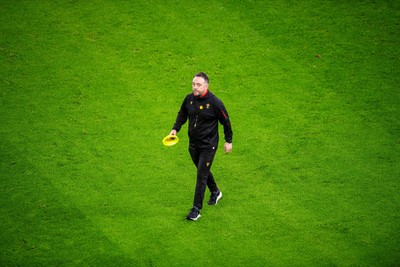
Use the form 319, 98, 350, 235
200, 89, 209, 98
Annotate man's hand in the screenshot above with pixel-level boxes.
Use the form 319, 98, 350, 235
224, 142, 232, 154
170, 129, 177, 136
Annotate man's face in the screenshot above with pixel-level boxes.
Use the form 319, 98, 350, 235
192, 76, 208, 96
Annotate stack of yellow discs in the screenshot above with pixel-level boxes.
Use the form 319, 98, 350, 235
162, 135, 179, 146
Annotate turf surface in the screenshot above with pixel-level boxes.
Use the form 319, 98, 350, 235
1, 0, 399, 266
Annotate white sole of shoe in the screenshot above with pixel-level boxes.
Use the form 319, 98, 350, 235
188, 214, 201, 221
215, 191, 222, 205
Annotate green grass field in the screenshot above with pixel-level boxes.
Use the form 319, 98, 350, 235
1, 0, 399, 266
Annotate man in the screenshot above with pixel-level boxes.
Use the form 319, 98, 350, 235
169, 72, 233, 221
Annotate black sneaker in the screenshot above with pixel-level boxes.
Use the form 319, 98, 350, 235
208, 191, 222, 205
186, 207, 201, 221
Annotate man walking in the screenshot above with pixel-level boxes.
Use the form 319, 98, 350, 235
169, 72, 233, 220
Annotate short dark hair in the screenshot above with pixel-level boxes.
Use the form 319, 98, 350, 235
194, 72, 209, 84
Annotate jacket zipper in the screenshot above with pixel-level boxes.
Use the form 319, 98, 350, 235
194, 98, 199, 128
194, 115, 198, 128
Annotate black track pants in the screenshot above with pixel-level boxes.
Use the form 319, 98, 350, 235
189, 148, 219, 210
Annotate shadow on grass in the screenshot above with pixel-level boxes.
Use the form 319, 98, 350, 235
0, 140, 140, 266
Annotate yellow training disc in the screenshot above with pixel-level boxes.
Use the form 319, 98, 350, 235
162, 135, 179, 146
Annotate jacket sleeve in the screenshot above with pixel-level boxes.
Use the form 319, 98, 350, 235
172, 96, 188, 132
215, 99, 233, 143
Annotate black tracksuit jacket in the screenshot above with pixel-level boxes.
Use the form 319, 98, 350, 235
173, 91, 233, 150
